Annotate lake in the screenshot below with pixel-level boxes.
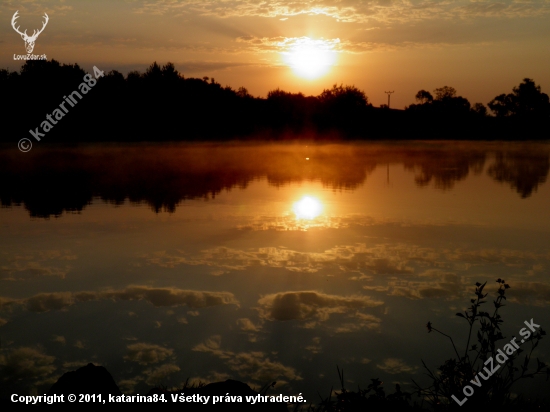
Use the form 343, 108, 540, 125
1, 141, 549, 403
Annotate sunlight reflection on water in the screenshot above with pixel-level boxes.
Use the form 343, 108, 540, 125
1, 141, 549, 401
293, 196, 323, 220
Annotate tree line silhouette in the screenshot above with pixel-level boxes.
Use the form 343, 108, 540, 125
1, 143, 547, 218
0, 59, 549, 142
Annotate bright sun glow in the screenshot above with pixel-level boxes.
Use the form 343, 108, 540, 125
282, 37, 338, 79
293, 196, 323, 220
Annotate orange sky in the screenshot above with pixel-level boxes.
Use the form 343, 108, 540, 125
1, 0, 549, 108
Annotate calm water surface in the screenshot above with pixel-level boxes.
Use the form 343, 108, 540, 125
1, 141, 549, 400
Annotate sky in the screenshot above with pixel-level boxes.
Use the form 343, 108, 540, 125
1, 0, 549, 109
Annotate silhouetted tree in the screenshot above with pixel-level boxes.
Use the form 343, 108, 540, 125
267, 88, 303, 100
407, 85, 470, 116
415, 90, 433, 104
1, 57, 548, 142
0, 68, 19, 83
318, 84, 370, 108
433, 86, 457, 100
236, 86, 253, 99
471, 102, 488, 117
266, 89, 316, 132
488, 78, 550, 119
316, 84, 372, 135
432, 86, 470, 113
161, 62, 180, 82
144, 61, 162, 81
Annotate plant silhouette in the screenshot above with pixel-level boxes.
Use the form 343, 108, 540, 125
415, 280, 548, 410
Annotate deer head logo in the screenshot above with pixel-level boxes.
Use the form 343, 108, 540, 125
11, 11, 49, 54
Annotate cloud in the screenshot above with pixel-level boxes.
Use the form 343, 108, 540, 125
125, 343, 174, 365
107, 286, 238, 308
130, 0, 411, 23
0, 250, 75, 281
192, 335, 230, 359
186, 372, 231, 387
145, 364, 181, 386
133, 0, 366, 20
507, 282, 550, 306
227, 351, 301, 383
376, 358, 418, 374
177, 61, 256, 73
0, 286, 238, 313
62, 361, 90, 369
257, 291, 383, 322
0, 297, 15, 310
0, 3, 74, 15
373, 269, 550, 304
363, 258, 414, 275
0, 347, 56, 382
132, 0, 550, 23
53, 336, 66, 345
192, 335, 301, 384
145, 243, 423, 275
235, 35, 408, 54
236, 318, 261, 332
117, 363, 181, 392
118, 377, 143, 394
386, 269, 464, 300
445, 248, 541, 266
456, 2, 549, 17
26, 292, 75, 313
236, 215, 350, 231
352, 312, 382, 329
362, 285, 390, 292
0, 263, 67, 280
305, 337, 322, 354
299, 311, 382, 333
142, 244, 550, 306
236, 36, 342, 54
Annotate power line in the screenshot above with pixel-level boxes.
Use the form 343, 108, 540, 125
384, 91, 395, 108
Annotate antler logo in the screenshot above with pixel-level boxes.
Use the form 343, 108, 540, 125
11, 10, 49, 54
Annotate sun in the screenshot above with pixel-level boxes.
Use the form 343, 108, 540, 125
282, 37, 338, 80
293, 196, 323, 220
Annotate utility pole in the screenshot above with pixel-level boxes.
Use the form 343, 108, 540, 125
384, 91, 394, 108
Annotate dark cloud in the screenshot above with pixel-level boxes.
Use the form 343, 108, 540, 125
1, 287, 238, 313
258, 291, 383, 321
125, 343, 174, 365
376, 358, 418, 374
0, 347, 55, 382
0, 250, 75, 281
192, 335, 301, 384
507, 282, 550, 306
144, 364, 181, 386
106, 286, 238, 309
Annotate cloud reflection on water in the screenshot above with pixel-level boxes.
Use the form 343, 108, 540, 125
1, 142, 549, 399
